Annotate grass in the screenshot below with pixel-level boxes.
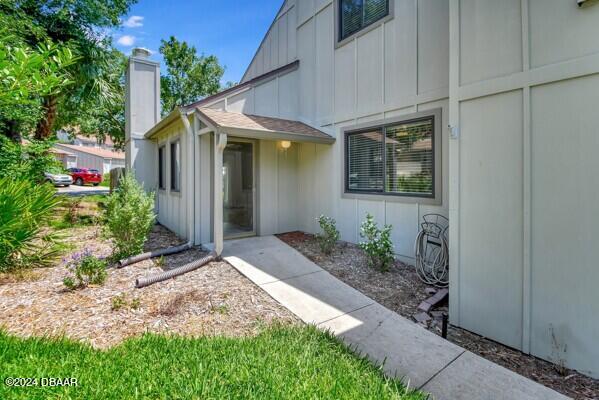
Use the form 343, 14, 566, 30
48, 195, 107, 230
0, 326, 426, 400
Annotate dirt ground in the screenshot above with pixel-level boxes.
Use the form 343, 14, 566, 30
277, 231, 599, 400
0, 225, 297, 349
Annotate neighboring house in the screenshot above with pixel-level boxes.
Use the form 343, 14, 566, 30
124, 1, 599, 378
54, 143, 125, 174
57, 131, 116, 150
51, 147, 78, 169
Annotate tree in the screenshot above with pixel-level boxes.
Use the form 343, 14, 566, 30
0, 0, 136, 140
159, 36, 224, 116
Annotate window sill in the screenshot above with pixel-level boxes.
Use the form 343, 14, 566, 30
342, 191, 442, 206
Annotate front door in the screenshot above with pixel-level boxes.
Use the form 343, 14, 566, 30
223, 140, 255, 238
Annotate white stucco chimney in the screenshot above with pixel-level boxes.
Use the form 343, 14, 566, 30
125, 47, 160, 189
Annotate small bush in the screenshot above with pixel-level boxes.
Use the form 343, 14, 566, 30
63, 249, 107, 289
315, 215, 340, 255
0, 177, 63, 272
111, 294, 141, 311
359, 213, 395, 272
104, 173, 155, 261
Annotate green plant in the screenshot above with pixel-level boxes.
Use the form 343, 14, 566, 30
62, 249, 107, 290
130, 297, 141, 310
0, 178, 63, 272
316, 215, 340, 255
359, 213, 395, 272
111, 294, 127, 311
0, 136, 63, 181
104, 173, 155, 261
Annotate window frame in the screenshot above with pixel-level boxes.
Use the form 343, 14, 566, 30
342, 109, 442, 205
158, 145, 166, 190
335, 0, 394, 48
169, 138, 181, 193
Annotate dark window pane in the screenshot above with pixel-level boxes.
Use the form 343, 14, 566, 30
340, 0, 363, 40
158, 146, 165, 189
347, 130, 384, 191
339, 0, 388, 41
385, 118, 433, 196
170, 141, 180, 191
364, 0, 388, 25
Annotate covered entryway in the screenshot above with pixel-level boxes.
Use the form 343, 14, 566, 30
194, 107, 335, 255
223, 139, 256, 238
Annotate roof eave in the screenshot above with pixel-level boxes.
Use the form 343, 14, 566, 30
144, 108, 186, 139
218, 126, 335, 144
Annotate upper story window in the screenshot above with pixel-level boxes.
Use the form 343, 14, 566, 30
345, 115, 437, 199
339, 0, 389, 41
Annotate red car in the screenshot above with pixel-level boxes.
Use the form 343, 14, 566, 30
68, 168, 103, 186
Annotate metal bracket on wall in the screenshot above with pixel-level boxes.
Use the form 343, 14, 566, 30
449, 125, 460, 140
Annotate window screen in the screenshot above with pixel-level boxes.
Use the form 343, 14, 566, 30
339, 0, 389, 41
170, 140, 180, 191
158, 146, 165, 190
345, 116, 435, 198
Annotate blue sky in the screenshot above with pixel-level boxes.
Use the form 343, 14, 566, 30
113, 0, 283, 84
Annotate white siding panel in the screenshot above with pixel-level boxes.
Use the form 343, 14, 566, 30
270, 22, 279, 69
258, 140, 278, 235
385, 202, 419, 259
278, 71, 299, 120
529, 0, 599, 68
298, 18, 316, 122
208, 100, 226, 111
263, 36, 272, 72
418, 0, 449, 94
459, 0, 522, 85
384, 0, 416, 106
254, 79, 278, 117
277, 144, 299, 232
458, 91, 523, 349
315, 4, 334, 124
356, 26, 383, 116
334, 40, 356, 120
227, 90, 254, 114
530, 75, 599, 377
278, 13, 289, 66
287, 6, 297, 61
298, 0, 314, 25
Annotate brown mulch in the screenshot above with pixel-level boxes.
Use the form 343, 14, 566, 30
0, 225, 297, 349
277, 231, 599, 400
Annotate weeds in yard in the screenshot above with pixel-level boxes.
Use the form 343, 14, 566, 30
0, 269, 42, 285
210, 303, 230, 315
62, 249, 107, 290
111, 294, 141, 311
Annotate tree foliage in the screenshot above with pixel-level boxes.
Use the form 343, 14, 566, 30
0, 0, 136, 142
160, 36, 224, 116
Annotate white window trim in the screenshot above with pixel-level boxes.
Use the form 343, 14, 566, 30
340, 108, 442, 206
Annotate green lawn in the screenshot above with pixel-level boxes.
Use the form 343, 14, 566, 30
0, 326, 425, 400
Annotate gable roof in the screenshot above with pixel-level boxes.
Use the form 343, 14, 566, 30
196, 107, 334, 144
54, 143, 125, 160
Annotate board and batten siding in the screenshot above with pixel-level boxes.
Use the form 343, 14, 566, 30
449, 0, 599, 378
203, 0, 450, 262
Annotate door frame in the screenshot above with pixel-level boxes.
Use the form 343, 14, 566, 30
223, 137, 257, 240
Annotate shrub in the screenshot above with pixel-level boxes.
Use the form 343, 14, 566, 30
0, 136, 63, 181
104, 173, 155, 261
0, 177, 63, 271
359, 213, 395, 272
63, 249, 107, 289
315, 215, 340, 255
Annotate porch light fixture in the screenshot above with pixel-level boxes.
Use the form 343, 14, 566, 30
280, 140, 291, 150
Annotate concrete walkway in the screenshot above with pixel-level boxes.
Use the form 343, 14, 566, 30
222, 236, 569, 400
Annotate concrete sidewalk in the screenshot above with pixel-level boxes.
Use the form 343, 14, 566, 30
223, 236, 569, 400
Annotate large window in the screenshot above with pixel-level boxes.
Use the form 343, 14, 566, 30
158, 146, 165, 190
345, 116, 436, 198
339, 0, 389, 41
170, 140, 180, 192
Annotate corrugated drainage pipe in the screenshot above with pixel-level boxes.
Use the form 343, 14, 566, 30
117, 243, 192, 268
135, 252, 217, 289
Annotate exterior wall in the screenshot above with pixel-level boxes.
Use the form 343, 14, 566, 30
54, 144, 124, 173
208, 0, 450, 263
449, 0, 599, 378
154, 120, 189, 240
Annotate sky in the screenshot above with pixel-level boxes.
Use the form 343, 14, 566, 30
112, 0, 283, 85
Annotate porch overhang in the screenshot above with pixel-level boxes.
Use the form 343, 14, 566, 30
195, 107, 335, 144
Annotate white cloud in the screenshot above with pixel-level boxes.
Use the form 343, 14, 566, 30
122, 16, 144, 28
117, 35, 136, 46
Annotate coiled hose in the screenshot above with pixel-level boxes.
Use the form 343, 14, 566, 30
135, 252, 217, 288
414, 214, 449, 288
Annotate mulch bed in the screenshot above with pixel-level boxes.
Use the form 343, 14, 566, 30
0, 225, 297, 349
277, 231, 599, 400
